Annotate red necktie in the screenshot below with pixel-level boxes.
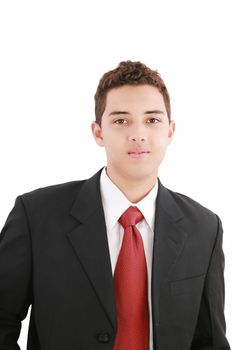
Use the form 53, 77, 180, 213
113, 206, 149, 350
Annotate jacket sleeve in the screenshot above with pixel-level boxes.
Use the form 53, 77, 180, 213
191, 215, 231, 350
0, 195, 32, 349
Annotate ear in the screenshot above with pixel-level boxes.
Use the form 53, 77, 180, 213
167, 120, 175, 144
91, 121, 105, 147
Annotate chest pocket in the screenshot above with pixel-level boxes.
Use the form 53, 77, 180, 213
170, 273, 206, 296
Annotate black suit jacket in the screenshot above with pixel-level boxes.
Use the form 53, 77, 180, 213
0, 168, 230, 349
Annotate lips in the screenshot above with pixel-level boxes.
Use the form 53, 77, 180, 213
128, 149, 150, 159
128, 149, 150, 155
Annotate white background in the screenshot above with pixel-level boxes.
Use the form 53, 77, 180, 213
0, 0, 232, 347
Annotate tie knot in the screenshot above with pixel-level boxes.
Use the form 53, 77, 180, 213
118, 206, 144, 229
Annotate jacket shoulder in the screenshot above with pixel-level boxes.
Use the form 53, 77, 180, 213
161, 187, 222, 240
166, 186, 219, 222
19, 179, 86, 210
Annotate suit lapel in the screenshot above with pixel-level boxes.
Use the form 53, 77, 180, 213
151, 180, 188, 338
66, 168, 117, 331
66, 170, 188, 339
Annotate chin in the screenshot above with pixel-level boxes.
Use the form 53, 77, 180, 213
124, 166, 156, 180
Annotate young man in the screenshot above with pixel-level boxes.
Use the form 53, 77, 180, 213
0, 61, 230, 350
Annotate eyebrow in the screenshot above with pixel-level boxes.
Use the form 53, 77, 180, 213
108, 110, 164, 116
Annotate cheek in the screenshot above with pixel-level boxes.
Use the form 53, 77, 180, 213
104, 138, 123, 157
152, 133, 170, 149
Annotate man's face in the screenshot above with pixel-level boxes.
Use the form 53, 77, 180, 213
92, 84, 175, 181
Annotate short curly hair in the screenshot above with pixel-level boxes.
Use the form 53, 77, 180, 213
94, 60, 171, 126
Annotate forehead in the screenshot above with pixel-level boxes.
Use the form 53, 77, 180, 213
104, 84, 166, 110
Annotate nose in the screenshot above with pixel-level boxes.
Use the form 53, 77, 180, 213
128, 124, 147, 142
129, 136, 146, 142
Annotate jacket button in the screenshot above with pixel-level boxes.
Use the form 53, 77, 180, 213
96, 332, 111, 343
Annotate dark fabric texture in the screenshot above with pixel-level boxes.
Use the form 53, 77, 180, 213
0, 167, 231, 350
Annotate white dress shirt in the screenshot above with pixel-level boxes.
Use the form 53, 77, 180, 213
100, 167, 158, 350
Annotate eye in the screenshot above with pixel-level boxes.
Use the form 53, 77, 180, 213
113, 119, 127, 125
147, 117, 160, 124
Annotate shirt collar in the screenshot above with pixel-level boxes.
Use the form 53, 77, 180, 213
100, 167, 158, 232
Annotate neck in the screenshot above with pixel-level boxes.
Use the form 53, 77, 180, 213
105, 167, 157, 203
